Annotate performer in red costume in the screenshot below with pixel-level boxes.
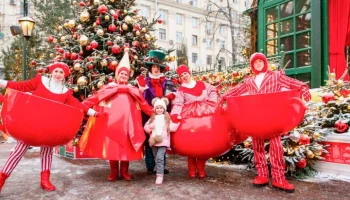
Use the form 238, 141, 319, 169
224, 52, 311, 193
0, 62, 103, 193
80, 49, 153, 181
170, 65, 218, 178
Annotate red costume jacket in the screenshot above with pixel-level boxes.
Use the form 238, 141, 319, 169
80, 82, 153, 160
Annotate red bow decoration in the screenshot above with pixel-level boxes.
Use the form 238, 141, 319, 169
150, 77, 165, 86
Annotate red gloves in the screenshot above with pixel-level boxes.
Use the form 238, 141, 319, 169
94, 112, 108, 118
166, 93, 176, 101
170, 114, 182, 123
136, 75, 146, 87
300, 86, 311, 102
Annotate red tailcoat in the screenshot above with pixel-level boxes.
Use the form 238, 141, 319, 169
79, 83, 153, 160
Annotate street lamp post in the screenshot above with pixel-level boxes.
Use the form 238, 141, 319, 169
18, 0, 35, 80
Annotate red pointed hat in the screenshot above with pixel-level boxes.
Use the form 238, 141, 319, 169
250, 52, 268, 74
176, 65, 191, 76
49, 62, 70, 78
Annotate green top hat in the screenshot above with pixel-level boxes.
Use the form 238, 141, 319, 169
145, 50, 166, 69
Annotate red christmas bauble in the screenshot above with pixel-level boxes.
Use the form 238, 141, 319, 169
64, 52, 70, 59
70, 53, 78, 60
90, 40, 98, 49
112, 13, 119, 19
157, 19, 162, 24
108, 61, 118, 71
86, 45, 91, 51
88, 64, 94, 70
296, 158, 307, 169
98, 5, 108, 14
108, 24, 117, 32
132, 41, 140, 47
58, 48, 64, 54
111, 45, 121, 54
30, 60, 37, 66
79, 1, 85, 7
48, 36, 54, 43
232, 71, 238, 77
106, 40, 113, 46
299, 134, 310, 145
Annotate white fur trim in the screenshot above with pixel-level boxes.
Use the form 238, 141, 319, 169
148, 72, 165, 79
153, 98, 167, 110
42, 76, 68, 94
181, 79, 196, 88
0, 80, 8, 88
87, 108, 97, 116
170, 121, 180, 132
153, 115, 165, 136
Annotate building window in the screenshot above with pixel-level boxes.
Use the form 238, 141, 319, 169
207, 4, 212, 11
140, 6, 149, 18
176, 14, 183, 25
207, 55, 212, 65
191, 0, 198, 7
159, 10, 167, 23
192, 35, 198, 45
10, 0, 15, 5
206, 22, 213, 34
192, 17, 198, 28
220, 40, 225, 48
206, 39, 212, 48
176, 32, 183, 42
220, 57, 226, 67
219, 25, 225, 34
231, 10, 237, 21
176, 0, 183, 3
159, 28, 166, 40
192, 53, 198, 63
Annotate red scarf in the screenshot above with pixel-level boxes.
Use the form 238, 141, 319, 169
150, 77, 165, 97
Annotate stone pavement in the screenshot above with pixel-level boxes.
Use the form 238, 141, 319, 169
0, 142, 349, 200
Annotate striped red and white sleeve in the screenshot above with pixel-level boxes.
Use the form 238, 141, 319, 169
205, 83, 218, 102
171, 90, 185, 116
277, 70, 311, 101
223, 81, 248, 98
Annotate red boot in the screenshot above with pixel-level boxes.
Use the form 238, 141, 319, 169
253, 176, 269, 187
0, 172, 9, 193
120, 161, 131, 181
40, 170, 56, 191
107, 160, 119, 181
272, 179, 295, 193
196, 159, 207, 178
187, 157, 197, 178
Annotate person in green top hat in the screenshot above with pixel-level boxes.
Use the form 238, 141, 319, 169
137, 50, 177, 175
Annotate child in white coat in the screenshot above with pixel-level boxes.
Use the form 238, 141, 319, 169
144, 97, 171, 184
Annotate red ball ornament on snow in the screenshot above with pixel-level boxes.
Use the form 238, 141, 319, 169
299, 134, 310, 145
96, 20, 100, 26
112, 13, 119, 19
106, 40, 113, 46
108, 61, 118, 71
157, 19, 163, 24
335, 120, 349, 133
30, 60, 37, 66
79, 1, 85, 7
98, 5, 108, 14
1, 89, 84, 147
86, 45, 92, 51
47, 36, 54, 43
108, 24, 117, 32
88, 64, 94, 70
90, 40, 98, 49
296, 158, 307, 169
232, 71, 238, 77
54, 45, 60, 49
70, 52, 78, 60
111, 45, 121, 54
321, 92, 335, 103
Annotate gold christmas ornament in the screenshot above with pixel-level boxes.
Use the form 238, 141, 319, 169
124, 16, 133, 24
165, 55, 170, 61
145, 34, 151, 41
77, 76, 88, 86
100, 59, 108, 67
53, 38, 58, 43
337, 80, 344, 86
97, 29, 104, 36
269, 63, 277, 71
97, 81, 104, 88
57, 26, 63, 31
60, 36, 66, 42
50, 53, 55, 58
63, 23, 69, 28
80, 10, 90, 22
135, 31, 140, 36
141, 27, 147, 33
134, 55, 138, 60
73, 86, 79, 92
170, 56, 176, 62
329, 72, 336, 79
122, 23, 128, 31
67, 20, 76, 29
73, 63, 81, 71
123, 9, 128, 14
105, 15, 110, 21
79, 35, 89, 46
94, 0, 100, 5
109, 0, 115, 2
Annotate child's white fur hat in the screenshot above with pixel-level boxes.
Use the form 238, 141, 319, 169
151, 97, 169, 111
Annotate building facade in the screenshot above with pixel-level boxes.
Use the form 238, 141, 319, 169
136, 0, 252, 71
0, 0, 34, 70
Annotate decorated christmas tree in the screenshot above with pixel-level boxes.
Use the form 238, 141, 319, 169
30, 0, 169, 101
